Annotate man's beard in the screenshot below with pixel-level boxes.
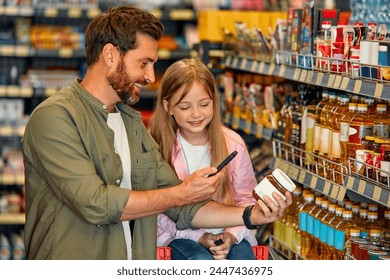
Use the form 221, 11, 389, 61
108, 58, 140, 106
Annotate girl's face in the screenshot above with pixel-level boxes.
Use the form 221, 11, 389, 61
164, 80, 214, 145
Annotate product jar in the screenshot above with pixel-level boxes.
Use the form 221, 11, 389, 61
252, 168, 296, 206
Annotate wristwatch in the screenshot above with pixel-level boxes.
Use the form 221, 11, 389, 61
242, 205, 261, 229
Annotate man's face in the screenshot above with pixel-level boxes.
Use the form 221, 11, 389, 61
107, 33, 158, 105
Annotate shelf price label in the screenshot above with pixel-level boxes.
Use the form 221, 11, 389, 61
279, 64, 286, 77
292, 68, 301, 80
327, 74, 336, 88
59, 48, 73, 58
225, 56, 232, 67
251, 60, 258, 72
68, 7, 82, 18
241, 58, 248, 70
306, 70, 314, 83
315, 72, 324, 85
258, 62, 265, 74
353, 80, 362, 93
374, 83, 383, 98
169, 9, 194, 20
244, 119, 252, 135
268, 63, 275, 76
255, 124, 263, 138
298, 169, 306, 183
333, 75, 342, 88
288, 165, 299, 180
231, 116, 240, 130
87, 7, 101, 18
299, 69, 307, 82
158, 49, 171, 59
232, 57, 239, 68
340, 77, 350, 90
44, 7, 58, 17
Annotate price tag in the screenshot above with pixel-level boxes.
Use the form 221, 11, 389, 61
150, 9, 162, 19
353, 80, 362, 93
324, 181, 331, 196
232, 116, 240, 130
169, 9, 194, 20
274, 157, 282, 168
241, 58, 248, 69
68, 7, 82, 18
258, 62, 265, 73
87, 7, 101, 18
268, 63, 275, 75
158, 49, 171, 59
15, 45, 29, 57
337, 186, 346, 201
1, 173, 15, 185
255, 124, 263, 138
232, 57, 239, 68
333, 75, 342, 88
327, 74, 336, 88
316, 72, 324, 85
59, 48, 73, 58
289, 165, 299, 180
0, 86, 6, 96
330, 184, 339, 199
225, 56, 232, 67
306, 70, 314, 83
19, 6, 33, 16
358, 179, 366, 193
244, 120, 252, 134
44, 7, 58, 17
346, 176, 354, 189
279, 64, 286, 77
20, 87, 33, 97
292, 68, 301, 80
251, 61, 258, 72
6, 86, 19, 97
310, 175, 318, 189
299, 69, 307, 82
0, 45, 14, 56
45, 87, 58, 97
340, 77, 350, 90
373, 185, 382, 201
374, 83, 383, 98
298, 169, 306, 183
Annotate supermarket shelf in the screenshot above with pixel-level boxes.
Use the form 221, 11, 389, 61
223, 54, 390, 101
223, 111, 274, 140
271, 139, 390, 208
0, 213, 25, 225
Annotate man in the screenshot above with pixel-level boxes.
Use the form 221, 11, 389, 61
22, 6, 292, 260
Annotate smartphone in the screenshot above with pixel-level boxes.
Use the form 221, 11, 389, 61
208, 151, 238, 177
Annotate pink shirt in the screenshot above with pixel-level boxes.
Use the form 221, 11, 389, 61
157, 126, 258, 246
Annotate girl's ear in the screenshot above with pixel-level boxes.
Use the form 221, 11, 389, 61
163, 100, 173, 115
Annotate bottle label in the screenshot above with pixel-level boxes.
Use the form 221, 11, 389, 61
313, 124, 322, 151
349, 125, 373, 144
307, 215, 314, 235
334, 229, 346, 250
319, 223, 328, 242
319, 127, 330, 154
327, 226, 335, 246
340, 122, 349, 142
331, 131, 341, 158
313, 218, 321, 238
299, 212, 308, 231
373, 124, 390, 137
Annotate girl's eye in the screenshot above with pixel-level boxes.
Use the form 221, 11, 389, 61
179, 106, 189, 110
200, 102, 210, 107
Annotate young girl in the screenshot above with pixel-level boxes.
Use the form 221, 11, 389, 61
149, 58, 258, 260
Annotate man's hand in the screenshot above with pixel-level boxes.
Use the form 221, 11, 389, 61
250, 191, 293, 225
179, 167, 224, 205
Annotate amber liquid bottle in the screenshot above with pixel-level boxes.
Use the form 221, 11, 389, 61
313, 91, 329, 170
348, 103, 374, 174
329, 95, 350, 184
326, 206, 344, 259
318, 93, 338, 177
319, 203, 337, 259
306, 196, 324, 259
310, 199, 329, 259
372, 103, 390, 138
333, 210, 360, 260
298, 192, 315, 259
339, 102, 357, 173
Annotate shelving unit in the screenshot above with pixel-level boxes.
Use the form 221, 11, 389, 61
222, 53, 390, 209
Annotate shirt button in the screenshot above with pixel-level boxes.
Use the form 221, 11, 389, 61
103, 105, 107, 110
116, 179, 121, 184
114, 150, 118, 154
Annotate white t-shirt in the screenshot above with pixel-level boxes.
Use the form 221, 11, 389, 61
178, 133, 210, 174
107, 109, 132, 260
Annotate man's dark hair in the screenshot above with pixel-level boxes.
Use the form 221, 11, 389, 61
84, 6, 164, 66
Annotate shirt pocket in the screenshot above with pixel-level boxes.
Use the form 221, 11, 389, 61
141, 150, 159, 190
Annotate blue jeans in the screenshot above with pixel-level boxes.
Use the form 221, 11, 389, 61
168, 238, 255, 260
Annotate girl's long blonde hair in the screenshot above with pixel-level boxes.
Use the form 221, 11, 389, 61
149, 58, 235, 205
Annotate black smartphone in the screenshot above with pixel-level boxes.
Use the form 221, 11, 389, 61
208, 151, 238, 177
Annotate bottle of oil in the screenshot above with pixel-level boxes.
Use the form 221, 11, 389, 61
306, 196, 324, 259
319, 203, 337, 259
372, 103, 390, 138
364, 97, 377, 117
334, 209, 359, 260
384, 210, 390, 240
329, 95, 350, 184
318, 93, 338, 177
360, 211, 383, 239
327, 206, 344, 259
348, 103, 374, 174
313, 91, 330, 169
351, 203, 361, 222
310, 199, 329, 259
340, 102, 357, 171
298, 192, 315, 259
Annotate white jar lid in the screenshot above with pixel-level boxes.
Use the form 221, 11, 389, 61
271, 168, 296, 192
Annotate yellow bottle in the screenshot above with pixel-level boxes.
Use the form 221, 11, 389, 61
298, 192, 315, 259
327, 206, 344, 259
334, 210, 359, 260
319, 203, 337, 259
307, 196, 324, 259
339, 102, 357, 170
310, 199, 329, 259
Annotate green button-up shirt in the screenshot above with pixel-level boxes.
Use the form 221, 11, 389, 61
22, 79, 206, 260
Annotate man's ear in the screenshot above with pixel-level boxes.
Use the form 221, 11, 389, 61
102, 43, 116, 66
163, 100, 172, 115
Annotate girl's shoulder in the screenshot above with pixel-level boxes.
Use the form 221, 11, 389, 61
221, 126, 247, 149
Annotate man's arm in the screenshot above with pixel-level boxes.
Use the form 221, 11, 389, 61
191, 191, 293, 228
120, 166, 223, 221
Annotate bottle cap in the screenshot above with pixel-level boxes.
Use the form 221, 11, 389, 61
271, 168, 296, 192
